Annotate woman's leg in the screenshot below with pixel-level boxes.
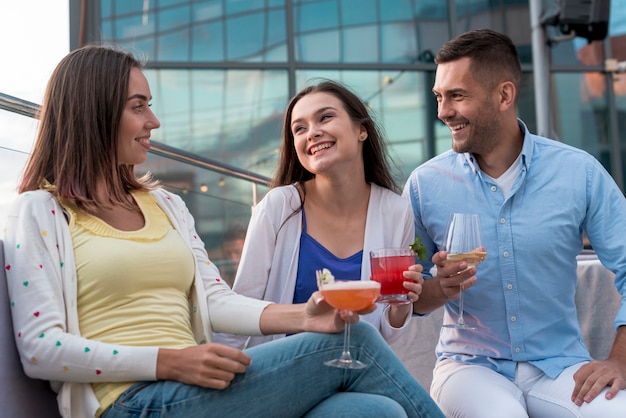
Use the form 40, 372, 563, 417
303, 393, 407, 418
103, 322, 442, 418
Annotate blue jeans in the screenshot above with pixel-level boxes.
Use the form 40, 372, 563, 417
102, 322, 443, 418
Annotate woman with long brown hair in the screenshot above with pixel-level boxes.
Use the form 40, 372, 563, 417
217, 80, 423, 349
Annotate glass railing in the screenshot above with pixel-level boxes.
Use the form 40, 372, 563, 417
0, 92, 271, 287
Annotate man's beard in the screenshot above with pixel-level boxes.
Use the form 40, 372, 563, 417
453, 104, 500, 156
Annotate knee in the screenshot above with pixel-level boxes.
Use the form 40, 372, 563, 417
305, 393, 407, 418
350, 321, 380, 342
357, 396, 408, 418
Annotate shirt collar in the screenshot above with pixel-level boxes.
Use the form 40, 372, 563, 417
518, 118, 533, 171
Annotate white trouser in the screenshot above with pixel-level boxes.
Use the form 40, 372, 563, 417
431, 359, 626, 418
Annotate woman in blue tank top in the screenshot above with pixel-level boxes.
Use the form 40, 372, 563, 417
216, 80, 425, 350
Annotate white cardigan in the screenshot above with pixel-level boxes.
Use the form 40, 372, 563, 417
215, 184, 415, 349
3, 189, 271, 417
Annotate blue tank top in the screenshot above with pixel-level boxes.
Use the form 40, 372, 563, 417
293, 209, 363, 303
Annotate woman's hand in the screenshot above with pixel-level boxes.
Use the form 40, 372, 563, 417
388, 264, 424, 327
402, 264, 425, 303
303, 290, 375, 333
157, 344, 251, 389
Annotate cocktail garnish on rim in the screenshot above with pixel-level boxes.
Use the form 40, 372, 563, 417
315, 268, 335, 289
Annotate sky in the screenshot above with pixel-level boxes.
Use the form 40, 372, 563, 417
0, 0, 69, 223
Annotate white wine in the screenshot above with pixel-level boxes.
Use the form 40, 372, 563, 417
446, 251, 487, 267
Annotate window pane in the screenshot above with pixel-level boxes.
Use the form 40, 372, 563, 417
296, 30, 340, 62
295, 0, 338, 32
157, 0, 189, 7
380, 0, 411, 21
157, 4, 190, 33
192, 0, 223, 22
158, 30, 191, 61
191, 20, 224, 61
226, 11, 286, 61
343, 25, 378, 62
381, 22, 417, 63
225, 0, 266, 14
340, 0, 377, 26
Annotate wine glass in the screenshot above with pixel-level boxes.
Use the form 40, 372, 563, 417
317, 272, 380, 369
442, 213, 486, 329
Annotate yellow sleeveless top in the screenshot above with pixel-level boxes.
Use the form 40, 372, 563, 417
61, 190, 195, 416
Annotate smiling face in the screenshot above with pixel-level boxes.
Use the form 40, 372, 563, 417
116, 67, 160, 165
433, 57, 502, 156
289, 91, 367, 176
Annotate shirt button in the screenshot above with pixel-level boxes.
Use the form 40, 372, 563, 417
515, 347, 521, 353
503, 251, 510, 257
500, 218, 506, 224
507, 284, 513, 290
491, 186, 497, 192
511, 316, 517, 321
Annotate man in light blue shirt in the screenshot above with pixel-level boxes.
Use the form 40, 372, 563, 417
403, 29, 626, 418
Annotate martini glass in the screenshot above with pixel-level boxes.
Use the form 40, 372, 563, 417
318, 278, 380, 369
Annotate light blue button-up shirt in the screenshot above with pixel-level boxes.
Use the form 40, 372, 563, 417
403, 120, 626, 380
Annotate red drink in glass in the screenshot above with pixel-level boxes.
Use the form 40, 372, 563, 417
370, 248, 415, 305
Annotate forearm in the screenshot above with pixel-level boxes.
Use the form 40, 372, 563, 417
259, 304, 306, 335
608, 325, 626, 366
413, 278, 448, 314
388, 304, 411, 327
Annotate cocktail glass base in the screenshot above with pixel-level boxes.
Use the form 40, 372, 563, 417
377, 294, 411, 305
324, 358, 367, 369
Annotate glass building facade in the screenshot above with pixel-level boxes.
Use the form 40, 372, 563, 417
68, 0, 626, 274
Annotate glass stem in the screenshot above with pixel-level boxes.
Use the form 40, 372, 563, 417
339, 320, 353, 363
457, 282, 466, 326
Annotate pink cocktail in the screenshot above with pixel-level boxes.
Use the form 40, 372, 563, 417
370, 248, 416, 304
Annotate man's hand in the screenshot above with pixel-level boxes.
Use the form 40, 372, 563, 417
571, 326, 626, 405
571, 359, 626, 405
157, 344, 251, 389
433, 250, 478, 301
